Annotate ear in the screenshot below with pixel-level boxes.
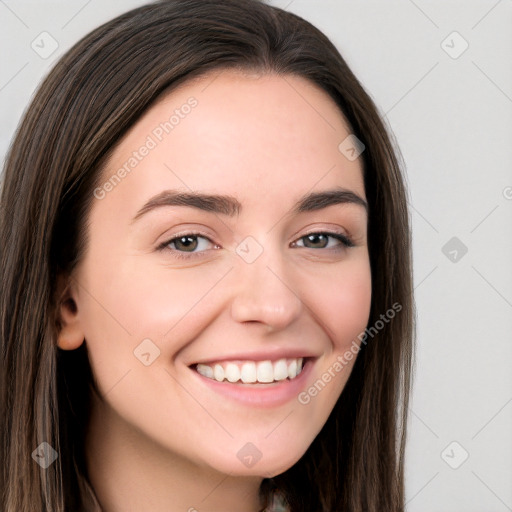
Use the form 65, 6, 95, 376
55, 274, 85, 350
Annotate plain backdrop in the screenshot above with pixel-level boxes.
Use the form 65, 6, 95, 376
1, 1, 511, 511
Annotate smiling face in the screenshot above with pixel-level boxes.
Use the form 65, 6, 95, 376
59, 70, 372, 479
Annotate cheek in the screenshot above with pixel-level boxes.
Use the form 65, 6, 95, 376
110, 259, 234, 341
308, 259, 372, 353
295, 259, 371, 406
75, 252, 232, 385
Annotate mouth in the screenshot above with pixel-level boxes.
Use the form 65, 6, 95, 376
190, 357, 306, 385
187, 354, 317, 407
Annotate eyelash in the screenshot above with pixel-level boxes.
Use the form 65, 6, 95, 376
157, 230, 355, 260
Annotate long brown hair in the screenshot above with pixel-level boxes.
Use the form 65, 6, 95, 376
0, 1, 414, 510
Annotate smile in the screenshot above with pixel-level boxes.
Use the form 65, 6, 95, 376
193, 357, 305, 384
188, 355, 317, 407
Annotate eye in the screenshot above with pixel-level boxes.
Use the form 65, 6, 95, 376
157, 230, 355, 260
292, 231, 354, 251
157, 232, 218, 259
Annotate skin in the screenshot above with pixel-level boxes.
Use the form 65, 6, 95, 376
57, 70, 372, 512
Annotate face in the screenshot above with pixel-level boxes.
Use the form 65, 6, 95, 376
62, 70, 371, 478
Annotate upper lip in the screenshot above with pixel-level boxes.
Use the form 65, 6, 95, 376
189, 348, 319, 366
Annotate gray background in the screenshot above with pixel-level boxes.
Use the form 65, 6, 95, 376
1, 1, 511, 510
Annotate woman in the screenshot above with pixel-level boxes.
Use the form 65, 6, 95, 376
0, 0, 414, 510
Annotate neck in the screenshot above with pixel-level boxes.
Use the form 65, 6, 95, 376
84, 393, 264, 512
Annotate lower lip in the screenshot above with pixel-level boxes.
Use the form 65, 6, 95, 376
191, 359, 315, 408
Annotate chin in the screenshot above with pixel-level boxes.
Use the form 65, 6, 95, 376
205, 439, 310, 479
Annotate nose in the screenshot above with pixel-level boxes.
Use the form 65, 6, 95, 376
229, 249, 303, 331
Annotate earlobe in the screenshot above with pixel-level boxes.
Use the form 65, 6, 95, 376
57, 328, 84, 350
56, 277, 85, 350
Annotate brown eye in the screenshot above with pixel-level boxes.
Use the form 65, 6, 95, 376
172, 235, 199, 252
158, 233, 217, 259
303, 233, 329, 249
294, 232, 354, 250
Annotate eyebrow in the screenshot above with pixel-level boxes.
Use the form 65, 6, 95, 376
131, 187, 368, 224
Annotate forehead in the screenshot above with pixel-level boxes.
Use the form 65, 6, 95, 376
95, 70, 365, 220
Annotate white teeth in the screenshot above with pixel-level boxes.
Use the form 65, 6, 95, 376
213, 364, 225, 382
195, 357, 306, 384
273, 359, 288, 381
225, 363, 240, 383
257, 360, 274, 383
287, 359, 297, 379
196, 363, 213, 379
240, 361, 257, 383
